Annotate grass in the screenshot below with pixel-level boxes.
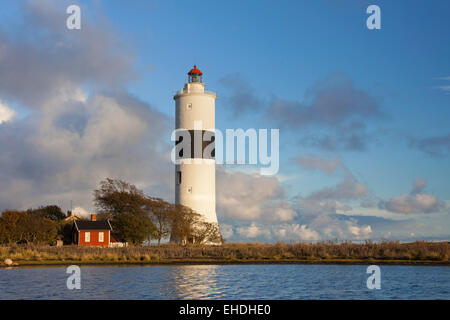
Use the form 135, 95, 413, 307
1, 241, 449, 267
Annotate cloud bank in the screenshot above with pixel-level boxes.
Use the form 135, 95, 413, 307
380, 178, 445, 214
0, 1, 172, 212
220, 72, 384, 152
0, 101, 16, 124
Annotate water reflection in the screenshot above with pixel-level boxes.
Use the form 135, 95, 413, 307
166, 265, 225, 299
0, 264, 449, 300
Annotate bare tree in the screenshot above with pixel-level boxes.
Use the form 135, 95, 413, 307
193, 221, 223, 244
170, 205, 222, 245
170, 205, 201, 244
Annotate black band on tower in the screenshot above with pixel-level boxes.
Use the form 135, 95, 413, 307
175, 129, 215, 160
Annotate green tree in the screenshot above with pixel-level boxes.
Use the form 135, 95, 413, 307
110, 212, 156, 245
93, 178, 157, 218
93, 178, 221, 246
170, 205, 201, 244
94, 178, 160, 245
28, 205, 66, 222
0, 210, 58, 244
148, 199, 176, 246
59, 222, 74, 244
0, 211, 20, 244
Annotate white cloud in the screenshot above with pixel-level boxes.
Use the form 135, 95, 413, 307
267, 73, 383, 152
217, 168, 296, 222
273, 205, 297, 222
438, 85, 450, 93
411, 177, 427, 194
236, 223, 271, 238
0, 90, 171, 211
307, 173, 368, 201
381, 178, 445, 214
0, 101, 16, 124
220, 224, 234, 239
347, 223, 372, 240
298, 199, 353, 216
436, 76, 450, 93
72, 206, 90, 218
274, 224, 320, 241
295, 171, 368, 217
335, 206, 407, 221
0, 3, 172, 212
295, 154, 343, 174
385, 193, 442, 214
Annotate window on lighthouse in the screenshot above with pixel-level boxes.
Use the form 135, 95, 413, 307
189, 73, 202, 83
176, 171, 182, 185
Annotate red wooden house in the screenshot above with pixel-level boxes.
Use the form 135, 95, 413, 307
72, 214, 113, 247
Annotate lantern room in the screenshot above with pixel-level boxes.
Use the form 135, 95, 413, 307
188, 65, 203, 83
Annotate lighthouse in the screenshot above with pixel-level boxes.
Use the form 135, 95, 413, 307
174, 66, 218, 227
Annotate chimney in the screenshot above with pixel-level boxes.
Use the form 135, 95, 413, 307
91, 214, 97, 221
67, 211, 72, 217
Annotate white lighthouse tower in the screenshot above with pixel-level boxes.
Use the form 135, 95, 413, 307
174, 66, 218, 226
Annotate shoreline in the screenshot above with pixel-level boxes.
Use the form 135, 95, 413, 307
2, 241, 448, 268
2, 258, 449, 268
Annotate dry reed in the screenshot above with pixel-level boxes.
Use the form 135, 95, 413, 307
1, 241, 448, 264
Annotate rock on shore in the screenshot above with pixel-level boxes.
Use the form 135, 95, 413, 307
2, 258, 18, 266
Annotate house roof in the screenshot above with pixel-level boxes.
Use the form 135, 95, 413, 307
73, 220, 112, 231
63, 215, 81, 222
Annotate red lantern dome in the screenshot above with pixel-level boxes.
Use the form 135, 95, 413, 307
188, 65, 203, 76
187, 65, 203, 83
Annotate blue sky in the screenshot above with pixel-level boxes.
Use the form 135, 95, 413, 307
0, 0, 449, 242
104, 0, 450, 195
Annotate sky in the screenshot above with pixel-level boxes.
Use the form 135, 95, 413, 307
0, 0, 449, 242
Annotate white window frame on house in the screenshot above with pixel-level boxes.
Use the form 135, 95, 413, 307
99, 232, 104, 243
85, 232, 90, 243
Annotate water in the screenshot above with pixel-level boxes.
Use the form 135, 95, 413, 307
0, 264, 448, 299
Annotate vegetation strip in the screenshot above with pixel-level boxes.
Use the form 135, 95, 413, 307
4, 259, 449, 268
2, 241, 448, 267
